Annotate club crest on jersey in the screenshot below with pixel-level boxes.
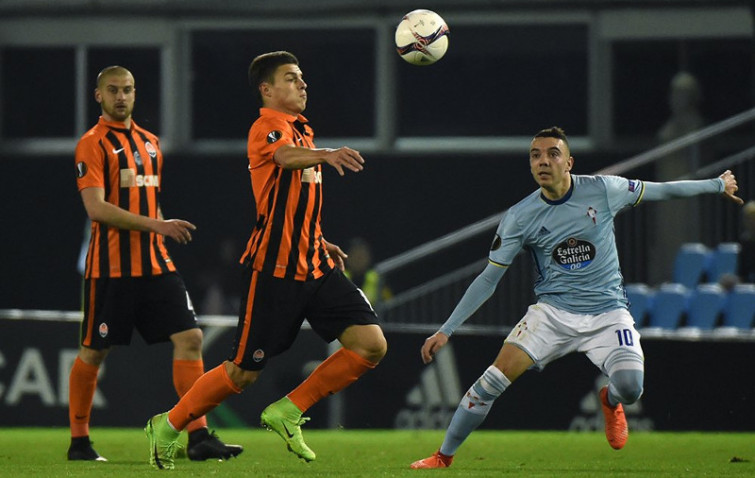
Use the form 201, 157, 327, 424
552, 238, 596, 271
628, 179, 638, 192
145, 141, 157, 158
76, 162, 88, 178
267, 130, 282, 144
586, 207, 597, 224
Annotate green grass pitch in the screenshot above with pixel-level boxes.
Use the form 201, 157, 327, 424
2, 428, 753, 477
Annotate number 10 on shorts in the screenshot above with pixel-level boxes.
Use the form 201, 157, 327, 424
615, 329, 634, 346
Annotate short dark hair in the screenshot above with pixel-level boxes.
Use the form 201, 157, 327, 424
533, 126, 569, 148
248, 51, 299, 103
96, 65, 133, 89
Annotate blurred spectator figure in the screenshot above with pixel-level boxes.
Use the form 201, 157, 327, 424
344, 237, 392, 305
199, 237, 242, 315
736, 200, 755, 283
649, 71, 706, 285
658, 71, 704, 143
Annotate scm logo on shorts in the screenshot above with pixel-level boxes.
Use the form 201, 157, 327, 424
253, 349, 265, 362
552, 238, 596, 271
99, 322, 109, 338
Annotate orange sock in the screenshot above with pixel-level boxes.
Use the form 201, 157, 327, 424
168, 363, 241, 431
69, 356, 99, 438
173, 359, 208, 432
288, 348, 376, 412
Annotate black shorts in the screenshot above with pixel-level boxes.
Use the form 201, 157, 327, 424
80, 272, 198, 349
229, 267, 380, 371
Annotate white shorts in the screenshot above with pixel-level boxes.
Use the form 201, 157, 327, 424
505, 302, 644, 375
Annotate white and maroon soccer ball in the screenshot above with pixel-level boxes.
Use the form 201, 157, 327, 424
395, 9, 450, 66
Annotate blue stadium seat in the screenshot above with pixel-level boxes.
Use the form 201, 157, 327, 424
625, 283, 653, 327
722, 283, 755, 329
672, 243, 711, 288
685, 283, 726, 330
706, 242, 741, 284
647, 283, 690, 329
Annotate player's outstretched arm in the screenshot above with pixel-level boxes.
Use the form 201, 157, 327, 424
320, 146, 365, 176
421, 332, 449, 364
719, 170, 744, 205
642, 170, 743, 205
274, 144, 364, 176
419, 263, 507, 364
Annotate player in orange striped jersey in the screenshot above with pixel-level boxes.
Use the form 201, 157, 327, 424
70, 66, 241, 462
146, 51, 387, 469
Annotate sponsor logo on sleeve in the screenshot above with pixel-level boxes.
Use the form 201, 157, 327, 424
267, 130, 283, 144
76, 162, 88, 178
490, 234, 502, 251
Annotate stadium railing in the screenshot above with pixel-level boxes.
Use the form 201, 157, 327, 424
373, 107, 755, 335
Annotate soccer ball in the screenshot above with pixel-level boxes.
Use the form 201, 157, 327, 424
395, 9, 450, 66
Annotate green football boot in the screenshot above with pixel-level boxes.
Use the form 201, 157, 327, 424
260, 397, 316, 462
145, 412, 182, 470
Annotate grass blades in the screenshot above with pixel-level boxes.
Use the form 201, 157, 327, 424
2, 428, 753, 477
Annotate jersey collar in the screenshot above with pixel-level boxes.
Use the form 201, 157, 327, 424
98, 116, 136, 133
259, 107, 308, 125
540, 174, 575, 205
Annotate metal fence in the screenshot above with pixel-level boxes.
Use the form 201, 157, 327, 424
374, 108, 755, 329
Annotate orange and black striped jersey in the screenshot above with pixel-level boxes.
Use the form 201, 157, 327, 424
75, 116, 176, 279
241, 108, 335, 281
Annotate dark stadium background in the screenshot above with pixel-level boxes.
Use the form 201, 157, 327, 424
1, 1, 752, 313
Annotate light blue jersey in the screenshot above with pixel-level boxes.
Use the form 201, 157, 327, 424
491, 174, 643, 314
438, 174, 724, 336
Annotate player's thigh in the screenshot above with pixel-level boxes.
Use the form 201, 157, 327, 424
228, 269, 308, 371
135, 273, 199, 344
80, 276, 138, 349
306, 269, 381, 344
503, 302, 576, 370
580, 308, 644, 374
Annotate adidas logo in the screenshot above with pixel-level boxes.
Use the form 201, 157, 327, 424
394, 344, 461, 429
537, 226, 551, 237
568, 376, 654, 432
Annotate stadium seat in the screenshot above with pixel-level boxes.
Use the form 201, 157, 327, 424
684, 283, 726, 330
625, 283, 653, 327
647, 283, 690, 329
672, 243, 711, 288
706, 242, 741, 284
721, 283, 755, 329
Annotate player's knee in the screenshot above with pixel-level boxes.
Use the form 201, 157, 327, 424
610, 369, 644, 404
171, 328, 203, 354
225, 361, 259, 389
79, 346, 108, 366
341, 324, 387, 363
362, 334, 388, 364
